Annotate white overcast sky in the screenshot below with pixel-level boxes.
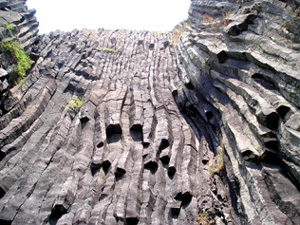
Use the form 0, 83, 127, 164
26, 0, 190, 34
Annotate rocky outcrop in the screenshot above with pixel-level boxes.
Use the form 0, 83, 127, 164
0, 29, 207, 225
175, 0, 300, 224
0, 0, 39, 116
0, 0, 300, 225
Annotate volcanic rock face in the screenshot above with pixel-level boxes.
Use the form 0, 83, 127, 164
0, 29, 205, 224
175, 0, 300, 224
0, 0, 300, 225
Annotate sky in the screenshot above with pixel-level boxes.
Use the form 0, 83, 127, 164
26, 0, 191, 34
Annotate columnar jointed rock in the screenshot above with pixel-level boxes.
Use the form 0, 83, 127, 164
0, 29, 218, 225
175, 0, 300, 224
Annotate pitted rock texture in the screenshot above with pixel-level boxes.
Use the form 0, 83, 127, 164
0, 0, 39, 115
175, 0, 300, 224
0, 29, 219, 225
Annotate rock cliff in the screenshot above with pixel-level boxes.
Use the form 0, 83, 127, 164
0, 0, 299, 225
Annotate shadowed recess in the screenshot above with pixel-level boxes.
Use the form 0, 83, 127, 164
106, 124, 122, 143
49, 205, 67, 225
130, 124, 143, 142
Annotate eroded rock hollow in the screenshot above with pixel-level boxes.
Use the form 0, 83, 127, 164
0, 0, 300, 224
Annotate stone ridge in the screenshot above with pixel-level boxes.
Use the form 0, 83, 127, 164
175, 0, 300, 224
0, 29, 211, 224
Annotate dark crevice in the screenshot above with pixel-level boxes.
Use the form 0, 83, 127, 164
160, 155, 170, 166
130, 124, 143, 142
0, 186, 6, 199
80, 116, 89, 129
144, 161, 158, 174
205, 111, 213, 121
102, 160, 111, 175
90, 162, 101, 176
0, 220, 12, 225
168, 166, 176, 179
49, 205, 67, 225
106, 124, 122, 143
158, 139, 169, 151
171, 207, 180, 219
258, 112, 279, 130
181, 192, 193, 208
0, 151, 5, 162
126, 217, 139, 225
115, 167, 126, 181
149, 44, 154, 50
252, 73, 279, 91
276, 105, 290, 118
97, 141, 104, 148
217, 51, 228, 63
143, 142, 150, 148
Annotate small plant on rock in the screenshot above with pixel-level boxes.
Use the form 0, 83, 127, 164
209, 131, 224, 175
2, 22, 14, 37
197, 211, 209, 225
67, 97, 84, 110
2, 40, 33, 78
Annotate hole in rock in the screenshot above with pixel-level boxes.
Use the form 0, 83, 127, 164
90, 163, 101, 176
261, 150, 281, 165
0, 151, 5, 162
130, 124, 143, 142
186, 103, 198, 117
80, 116, 89, 129
252, 73, 278, 91
242, 150, 259, 163
0, 220, 12, 225
115, 167, 126, 181
262, 112, 279, 130
205, 111, 213, 121
171, 208, 180, 219
174, 192, 182, 201
144, 161, 158, 174
97, 141, 104, 148
102, 160, 111, 175
202, 159, 209, 165
143, 142, 150, 148
168, 166, 176, 179
149, 44, 155, 50
126, 217, 139, 225
181, 192, 193, 208
160, 155, 170, 166
164, 41, 170, 48
217, 51, 228, 63
276, 105, 290, 118
159, 139, 169, 151
265, 140, 279, 152
0, 186, 6, 199
49, 205, 67, 225
106, 124, 122, 143
138, 40, 144, 45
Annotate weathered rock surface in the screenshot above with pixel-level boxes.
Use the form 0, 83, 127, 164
0, 0, 300, 225
175, 0, 300, 224
0, 0, 39, 116
0, 29, 207, 225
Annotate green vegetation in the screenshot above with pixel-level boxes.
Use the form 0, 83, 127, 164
1, 22, 32, 84
2, 40, 33, 78
197, 211, 209, 225
2, 22, 14, 37
97, 47, 117, 53
209, 132, 224, 175
67, 97, 84, 110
